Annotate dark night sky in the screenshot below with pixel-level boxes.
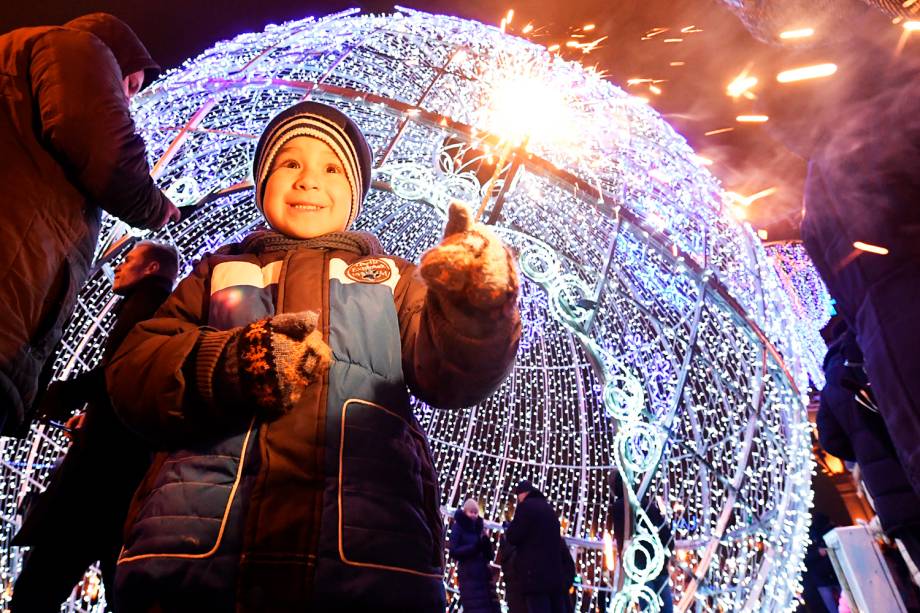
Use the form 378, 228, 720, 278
1, 0, 807, 239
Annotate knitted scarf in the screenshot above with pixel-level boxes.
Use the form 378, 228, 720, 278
233, 229, 384, 256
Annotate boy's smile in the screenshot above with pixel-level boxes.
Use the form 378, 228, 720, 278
262, 136, 352, 239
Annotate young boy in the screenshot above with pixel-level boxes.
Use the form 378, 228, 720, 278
105, 101, 521, 612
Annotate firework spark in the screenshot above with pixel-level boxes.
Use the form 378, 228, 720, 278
779, 28, 815, 40
727, 187, 778, 206
776, 63, 838, 83
727, 67, 758, 99
853, 241, 889, 255
736, 114, 769, 123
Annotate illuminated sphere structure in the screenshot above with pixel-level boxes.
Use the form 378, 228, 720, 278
0, 8, 828, 611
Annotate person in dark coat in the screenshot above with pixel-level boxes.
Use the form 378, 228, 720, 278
817, 324, 920, 567
449, 499, 501, 613
505, 480, 569, 613
609, 470, 673, 613
721, 0, 920, 497
10, 241, 179, 612
0, 12, 179, 436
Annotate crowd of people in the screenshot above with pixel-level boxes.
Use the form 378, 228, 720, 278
2, 0, 919, 611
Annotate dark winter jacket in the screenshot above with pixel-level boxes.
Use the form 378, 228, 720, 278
106, 235, 520, 612
448, 509, 500, 613
0, 17, 173, 435
12, 274, 173, 548
817, 329, 920, 536
505, 488, 568, 595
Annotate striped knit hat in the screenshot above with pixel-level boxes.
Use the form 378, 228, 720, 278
253, 101, 373, 229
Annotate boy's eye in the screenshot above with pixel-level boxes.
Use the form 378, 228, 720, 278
276, 158, 299, 170
326, 164, 342, 174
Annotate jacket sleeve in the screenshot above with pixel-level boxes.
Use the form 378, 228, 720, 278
816, 394, 856, 461
106, 259, 242, 445
30, 30, 172, 229
505, 503, 533, 547
395, 260, 521, 409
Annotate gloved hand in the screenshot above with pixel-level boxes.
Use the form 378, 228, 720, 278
419, 201, 519, 312
233, 311, 332, 416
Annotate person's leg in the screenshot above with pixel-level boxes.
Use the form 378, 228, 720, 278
550, 591, 569, 613
10, 543, 93, 613
506, 588, 528, 613
524, 592, 552, 613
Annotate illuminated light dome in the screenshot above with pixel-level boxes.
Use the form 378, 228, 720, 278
0, 8, 827, 611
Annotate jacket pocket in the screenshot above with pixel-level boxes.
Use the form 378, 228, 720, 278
337, 398, 443, 577
118, 419, 257, 563
30, 255, 78, 361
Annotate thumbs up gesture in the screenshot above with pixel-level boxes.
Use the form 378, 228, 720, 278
419, 201, 519, 311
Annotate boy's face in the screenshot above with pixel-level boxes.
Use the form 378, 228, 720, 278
262, 136, 353, 239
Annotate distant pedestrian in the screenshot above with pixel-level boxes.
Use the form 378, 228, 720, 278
449, 499, 501, 613
505, 480, 570, 613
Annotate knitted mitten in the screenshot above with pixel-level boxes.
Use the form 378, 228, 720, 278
419, 201, 519, 313
234, 311, 332, 416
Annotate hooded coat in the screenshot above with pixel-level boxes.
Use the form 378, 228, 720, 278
106, 233, 520, 612
0, 13, 172, 434
448, 508, 501, 613
817, 328, 920, 536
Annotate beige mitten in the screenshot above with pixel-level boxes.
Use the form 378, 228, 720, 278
419, 201, 519, 311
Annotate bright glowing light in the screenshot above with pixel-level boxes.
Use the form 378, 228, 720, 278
603, 531, 616, 571
853, 241, 889, 255
776, 63, 838, 83
583, 23, 596, 32
736, 114, 769, 123
649, 84, 662, 95
705, 127, 734, 136
522, 23, 534, 34
670, 61, 685, 67
692, 154, 713, 166
727, 187, 778, 206
779, 27, 815, 39
663, 38, 684, 43
477, 74, 572, 148
904, 21, 920, 31
757, 229, 769, 240
727, 71, 758, 98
